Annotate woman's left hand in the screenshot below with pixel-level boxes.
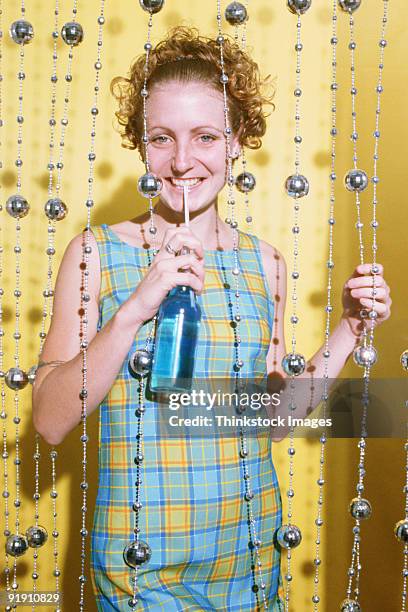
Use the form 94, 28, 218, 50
341, 263, 392, 337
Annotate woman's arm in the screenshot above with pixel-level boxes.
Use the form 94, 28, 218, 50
32, 226, 206, 446
259, 240, 372, 441
259, 240, 360, 378
32, 231, 146, 446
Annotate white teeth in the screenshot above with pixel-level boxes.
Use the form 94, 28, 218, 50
171, 178, 202, 187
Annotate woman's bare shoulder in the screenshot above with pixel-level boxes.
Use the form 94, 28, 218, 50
62, 229, 101, 303
257, 238, 286, 269
257, 237, 287, 297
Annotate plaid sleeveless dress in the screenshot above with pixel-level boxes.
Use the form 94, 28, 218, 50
89, 223, 284, 611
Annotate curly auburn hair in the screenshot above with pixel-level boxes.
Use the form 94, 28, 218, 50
111, 26, 275, 154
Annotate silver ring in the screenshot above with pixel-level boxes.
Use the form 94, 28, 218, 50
165, 241, 177, 255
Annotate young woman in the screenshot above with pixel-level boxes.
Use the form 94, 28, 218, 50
32, 27, 391, 611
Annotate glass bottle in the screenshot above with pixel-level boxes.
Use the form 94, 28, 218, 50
149, 283, 202, 393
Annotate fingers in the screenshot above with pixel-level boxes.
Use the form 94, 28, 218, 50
160, 226, 204, 260
359, 298, 388, 315
346, 263, 390, 300
156, 253, 202, 273
173, 272, 204, 294
178, 259, 205, 283
349, 287, 388, 301
354, 263, 384, 276
155, 255, 205, 294
347, 275, 387, 289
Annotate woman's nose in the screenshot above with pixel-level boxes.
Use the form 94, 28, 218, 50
171, 143, 193, 175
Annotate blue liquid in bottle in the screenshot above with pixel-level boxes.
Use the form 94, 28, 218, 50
149, 285, 202, 393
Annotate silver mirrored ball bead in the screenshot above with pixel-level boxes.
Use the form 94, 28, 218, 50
123, 540, 152, 568
235, 171, 256, 193
137, 173, 163, 199
61, 22, 84, 46
395, 520, 408, 543
6, 194, 30, 219
285, 174, 309, 198
129, 350, 152, 377
338, 0, 362, 13
282, 353, 306, 376
340, 600, 361, 612
400, 350, 408, 372
6, 534, 29, 557
139, 0, 165, 13
225, 2, 248, 25
5, 368, 29, 391
353, 345, 377, 368
287, 0, 312, 15
276, 524, 302, 549
45, 198, 68, 221
26, 526, 48, 548
10, 20, 34, 44
345, 169, 368, 192
349, 497, 372, 519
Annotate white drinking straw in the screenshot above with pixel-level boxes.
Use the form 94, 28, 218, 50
183, 185, 190, 227
181, 185, 190, 257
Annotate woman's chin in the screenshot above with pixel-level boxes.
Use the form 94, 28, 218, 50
158, 195, 184, 215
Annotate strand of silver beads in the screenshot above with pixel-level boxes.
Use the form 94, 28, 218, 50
224, 1, 257, 228
342, 2, 366, 606
124, 3, 163, 607
220, 1, 275, 607
219, 2, 270, 608
0, 0, 10, 595
310, 2, 340, 608
45, 4, 83, 603
236, 2, 256, 230
275, 2, 312, 610
26, 3, 84, 605
2, 2, 35, 603
339, 1, 390, 610
77, 2, 106, 609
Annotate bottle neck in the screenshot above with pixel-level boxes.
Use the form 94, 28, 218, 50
168, 285, 195, 298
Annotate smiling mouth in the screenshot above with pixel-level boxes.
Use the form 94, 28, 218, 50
168, 177, 204, 189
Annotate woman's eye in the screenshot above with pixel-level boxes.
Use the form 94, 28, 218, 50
152, 136, 170, 144
200, 134, 216, 143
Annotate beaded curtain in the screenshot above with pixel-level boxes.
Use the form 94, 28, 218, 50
1, 1, 406, 609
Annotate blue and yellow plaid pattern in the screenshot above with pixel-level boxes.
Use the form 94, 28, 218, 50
89, 223, 284, 611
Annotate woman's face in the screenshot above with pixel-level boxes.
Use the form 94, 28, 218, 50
145, 80, 240, 215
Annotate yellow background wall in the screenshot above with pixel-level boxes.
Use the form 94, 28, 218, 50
1, 1, 407, 610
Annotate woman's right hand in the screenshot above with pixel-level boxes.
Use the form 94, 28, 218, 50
126, 226, 205, 325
